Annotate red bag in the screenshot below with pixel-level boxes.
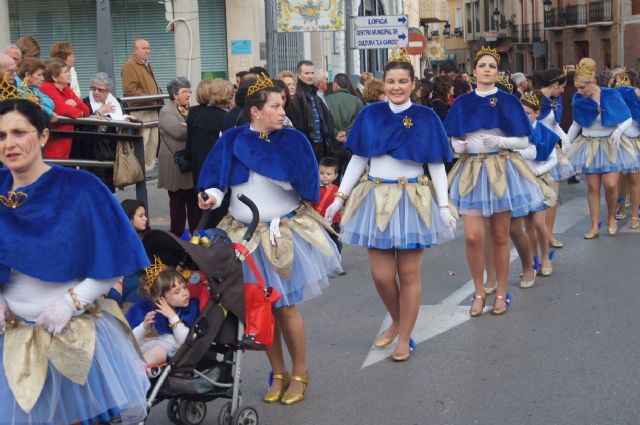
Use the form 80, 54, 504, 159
234, 243, 281, 350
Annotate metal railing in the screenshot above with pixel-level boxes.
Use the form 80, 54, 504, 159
47, 117, 152, 211
532, 23, 542, 41
120, 93, 169, 113
521, 23, 531, 43
589, 0, 613, 23
510, 24, 520, 43
564, 4, 588, 26
544, 8, 562, 27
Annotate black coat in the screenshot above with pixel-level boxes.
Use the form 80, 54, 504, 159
288, 80, 335, 159
186, 104, 228, 187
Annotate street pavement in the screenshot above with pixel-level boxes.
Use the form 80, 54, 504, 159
116, 179, 640, 425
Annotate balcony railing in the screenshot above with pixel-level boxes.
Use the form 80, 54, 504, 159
565, 4, 588, 26
532, 22, 542, 41
521, 23, 531, 42
510, 24, 520, 43
544, 8, 563, 27
589, 0, 613, 23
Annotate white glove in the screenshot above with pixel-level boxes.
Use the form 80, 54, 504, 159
269, 217, 282, 246
611, 128, 624, 148
35, 295, 75, 335
0, 294, 7, 334
480, 134, 502, 148
439, 206, 457, 231
518, 145, 538, 160
325, 198, 344, 224
562, 138, 572, 154
452, 139, 467, 154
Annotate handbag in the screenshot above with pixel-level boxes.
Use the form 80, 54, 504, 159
113, 141, 144, 188
234, 243, 281, 350
160, 134, 191, 173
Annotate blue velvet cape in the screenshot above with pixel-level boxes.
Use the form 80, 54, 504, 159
572, 87, 631, 127
198, 125, 320, 202
539, 95, 563, 123
126, 298, 199, 335
530, 122, 560, 162
444, 89, 531, 138
0, 166, 149, 284
345, 102, 453, 163
618, 87, 640, 125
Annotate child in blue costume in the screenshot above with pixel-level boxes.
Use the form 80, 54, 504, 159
565, 57, 636, 238
514, 91, 560, 286
198, 74, 341, 405
616, 70, 640, 229
534, 67, 576, 248
444, 47, 544, 317
325, 49, 456, 362
126, 258, 199, 365
0, 99, 150, 425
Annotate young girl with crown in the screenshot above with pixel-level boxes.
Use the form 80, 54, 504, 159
614, 69, 640, 229
444, 46, 544, 316
0, 99, 150, 424
198, 73, 342, 405
564, 58, 636, 238
324, 48, 456, 362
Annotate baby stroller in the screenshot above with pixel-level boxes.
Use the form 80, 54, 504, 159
138, 195, 268, 425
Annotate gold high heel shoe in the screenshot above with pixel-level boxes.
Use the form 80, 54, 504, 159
484, 282, 498, 295
280, 374, 311, 405
374, 331, 398, 348
262, 372, 290, 403
549, 238, 564, 248
608, 225, 618, 236
469, 293, 486, 317
491, 295, 510, 316
630, 217, 640, 230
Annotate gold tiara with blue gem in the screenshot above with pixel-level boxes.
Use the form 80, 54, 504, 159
521, 91, 540, 109
389, 47, 411, 64
247, 72, 275, 96
475, 46, 500, 63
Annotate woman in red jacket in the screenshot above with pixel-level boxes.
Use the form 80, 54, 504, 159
39, 58, 90, 158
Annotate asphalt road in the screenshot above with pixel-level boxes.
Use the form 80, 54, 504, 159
117, 179, 640, 425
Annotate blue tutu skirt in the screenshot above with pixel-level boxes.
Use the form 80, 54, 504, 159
0, 312, 149, 425
550, 147, 576, 181
240, 230, 342, 308
450, 156, 545, 218
570, 136, 640, 174
341, 189, 455, 250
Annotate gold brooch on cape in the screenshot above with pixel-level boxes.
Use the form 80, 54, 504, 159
402, 116, 413, 128
489, 97, 498, 107
0, 191, 28, 208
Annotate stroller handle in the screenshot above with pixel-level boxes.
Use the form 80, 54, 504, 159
237, 194, 260, 241
195, 192, 212, 232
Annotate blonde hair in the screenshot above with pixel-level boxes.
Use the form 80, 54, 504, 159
16, 35, 41, 59
196, 78, 234, 106
363, 79, 384, 103
360, 72, 375, 86
277, 70, 295, 81
575, 57, 597, 83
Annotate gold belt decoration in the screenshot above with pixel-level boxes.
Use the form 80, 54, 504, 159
448, 150, 539, 199
217, 204, 335, 279
568, 134, 635, 167
341, 174, 435, 231
2, 298, 134, 413
537, 172, 559, 207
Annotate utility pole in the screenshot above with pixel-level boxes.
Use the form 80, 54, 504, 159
96, 0, 116, 92
345, 1, 353, 77
265, 0, 278, 76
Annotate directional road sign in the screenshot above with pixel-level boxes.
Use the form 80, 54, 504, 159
352, 15, 409, 50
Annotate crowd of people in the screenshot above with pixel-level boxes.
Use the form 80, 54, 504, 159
1, 32, 640, 424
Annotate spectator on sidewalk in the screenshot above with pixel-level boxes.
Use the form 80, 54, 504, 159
17, 57, 56, 118
289, 60, 335, 162
16, 35, 40, 59
277, 70, 297, 97
315, 69, 329, 103
362, 79, 385, 104
121, 39, 162, 173
0, 53, 18, 88
3, 44, 22, 68
50, 41, 81, 98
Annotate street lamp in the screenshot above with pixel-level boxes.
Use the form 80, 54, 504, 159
492, 8, 501, 30
543, 0, 552, 13
443, 21, 451, 36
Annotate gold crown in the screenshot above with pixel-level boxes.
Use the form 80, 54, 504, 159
497, 72, 513, 93
144, 255, 167, 290
475, 46, 500, 63
247, 72, 275, 96
0, 75, 42, 106
521, 91, 540, 110
615, 68, 632, 88
389, 47, 411, 64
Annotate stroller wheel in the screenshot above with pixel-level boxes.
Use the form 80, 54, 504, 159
166, 399, 182, 425
232, 406, 259, 425
216, 402, 232, 425
179, 400, 207, 425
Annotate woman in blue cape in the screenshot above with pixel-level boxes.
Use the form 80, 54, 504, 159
325, 50, 456, 362
198, 74, 341, 405
534, 68, 575, 248
616, 70, 640, 229
444, 47, 544, 317
0, 99, 150, 424
564, 57, 637, 238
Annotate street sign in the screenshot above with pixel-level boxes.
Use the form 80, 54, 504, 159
354, 26, 408, 49
406, 29, 426, 55
353, 15, 408, 28
352, 15, 409, 50
483, 31, 499, 42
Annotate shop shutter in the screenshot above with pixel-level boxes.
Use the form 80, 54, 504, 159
110, 0, 176, 97
9, 0, 98, 96
198, 0, 228, 79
